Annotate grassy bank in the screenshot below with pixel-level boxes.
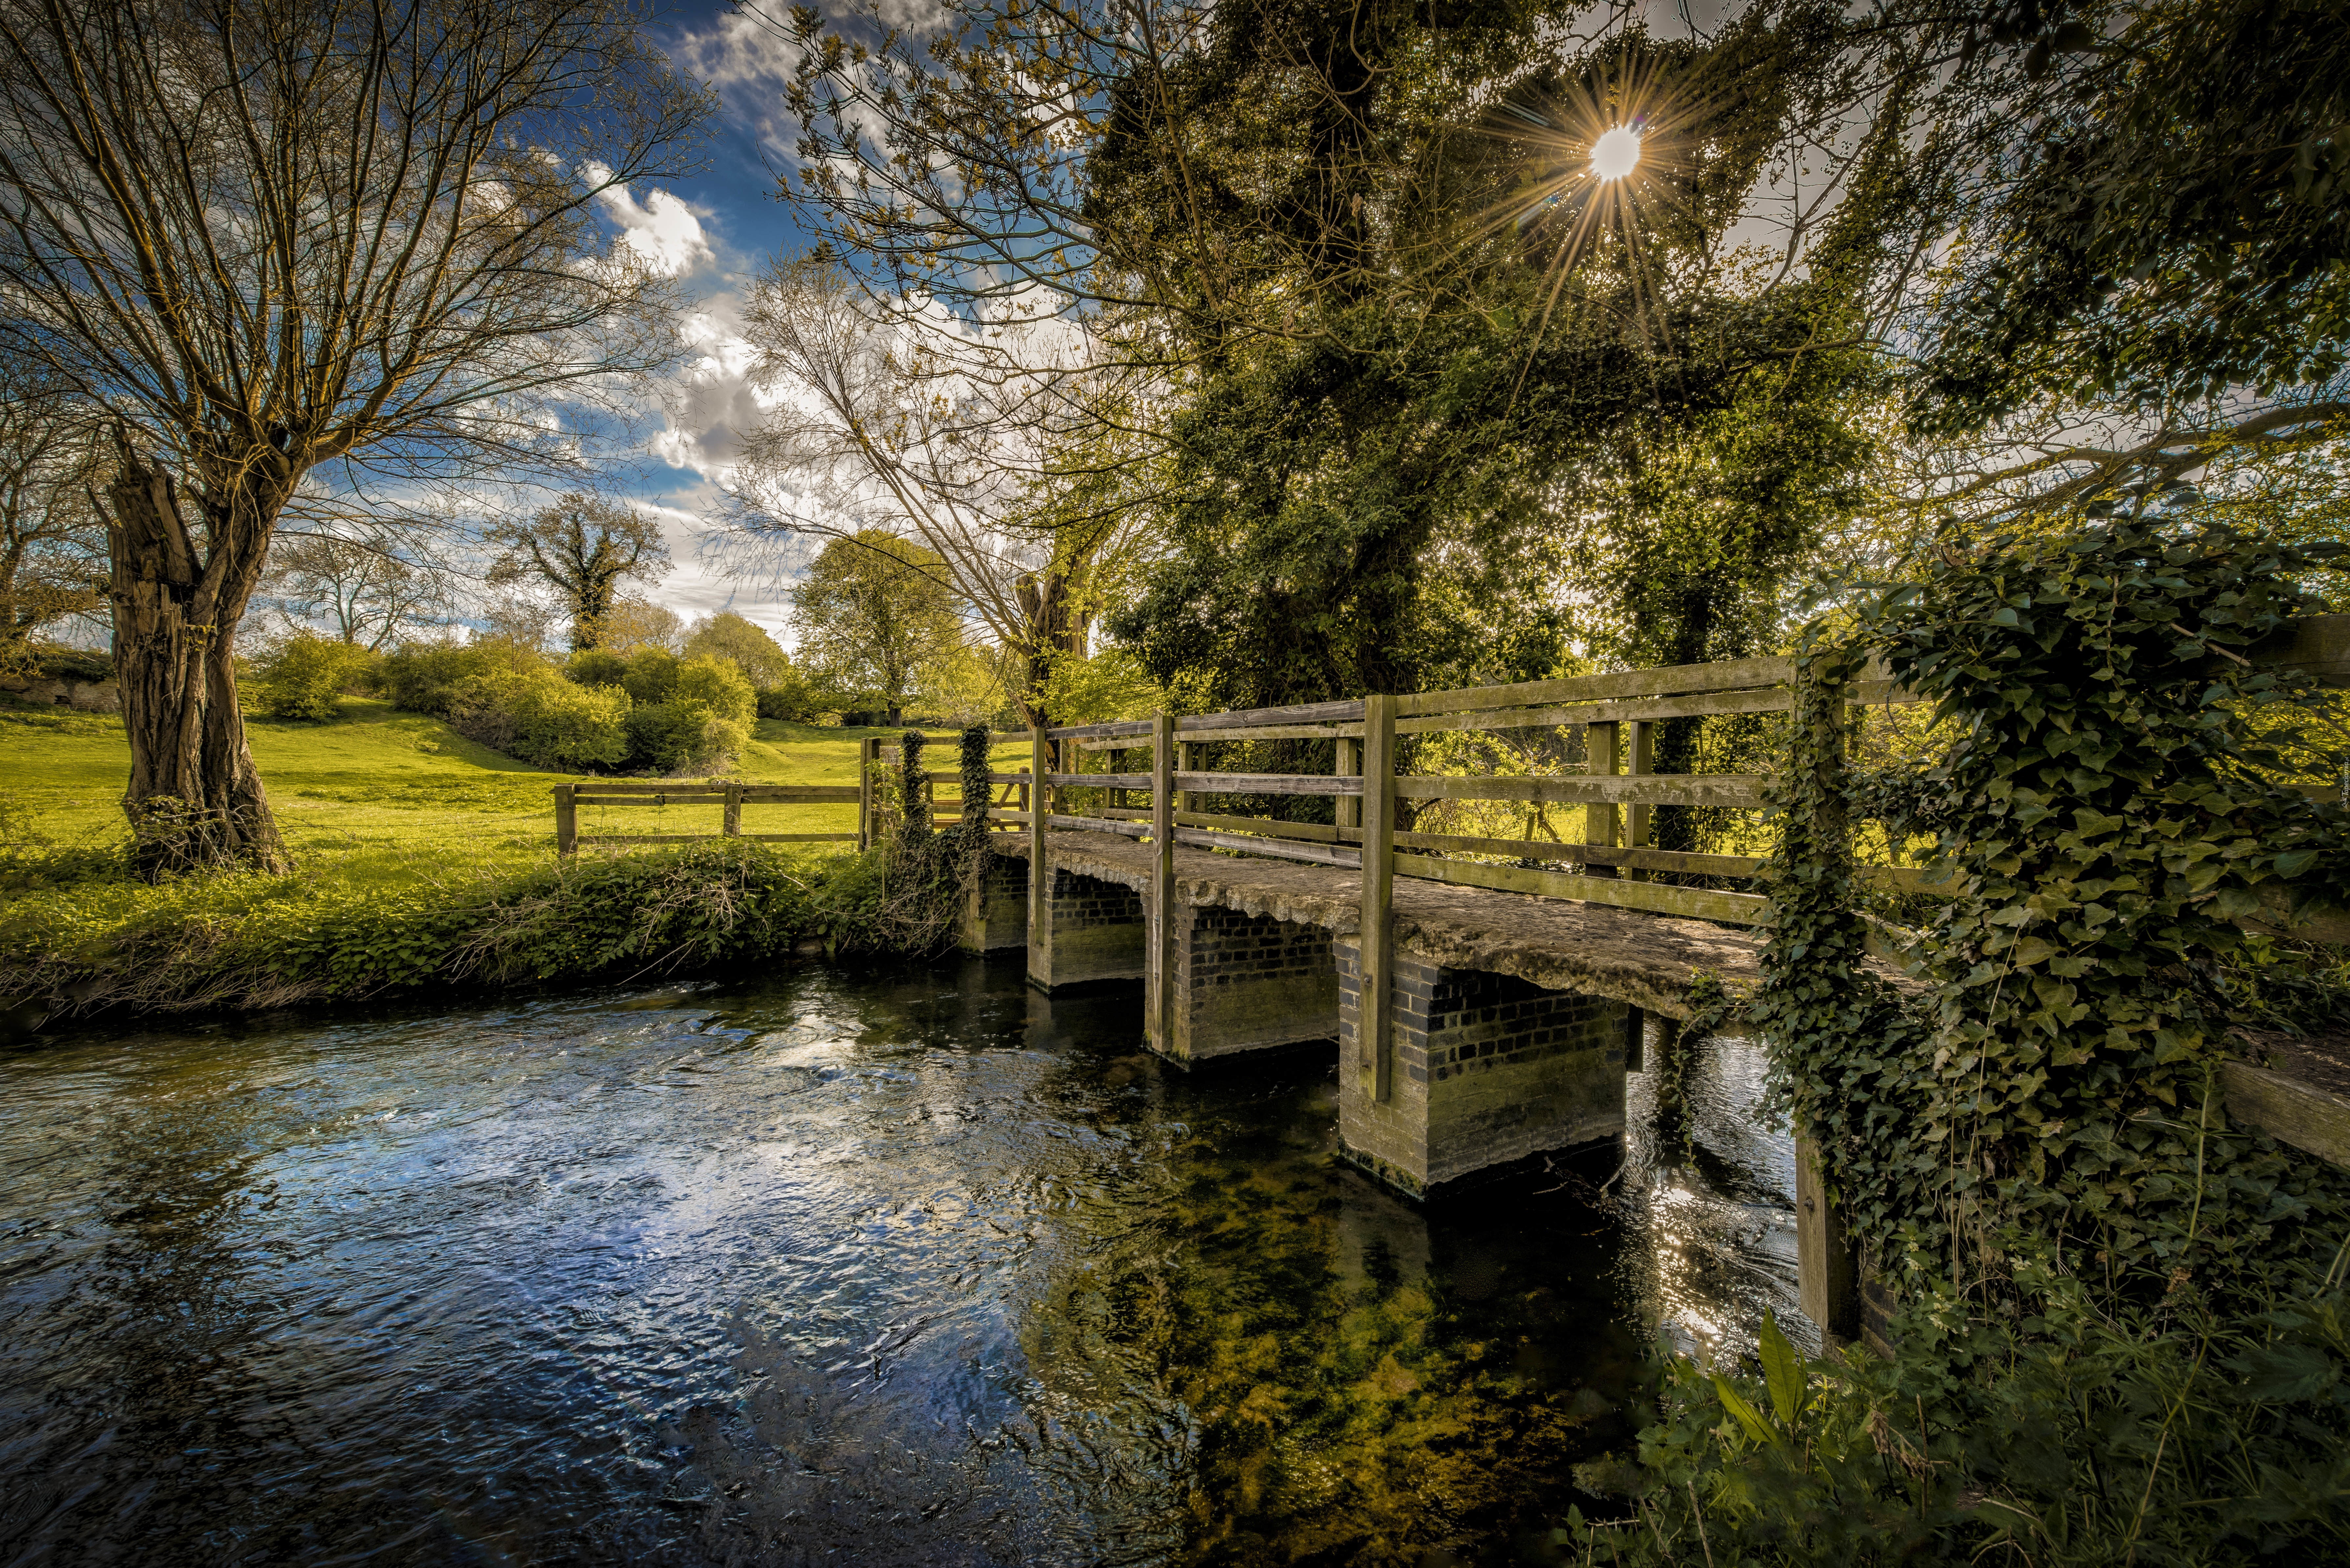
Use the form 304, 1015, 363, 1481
0, 698, 1002, 1031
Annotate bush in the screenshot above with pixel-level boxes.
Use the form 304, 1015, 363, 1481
256, 633, 373, 720
447, 664, 629, 770
619, 646, 680, 705
378, 641, 511, 715
623, 700, 745, 774
669, 655, 754, 726
565, 648, 628, 689
755, 665, 823, 721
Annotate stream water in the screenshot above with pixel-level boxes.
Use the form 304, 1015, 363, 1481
0, 956, 1802, 1567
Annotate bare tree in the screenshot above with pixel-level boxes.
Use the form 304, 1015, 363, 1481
260, 533, 456, 651
0, 0, 709, 874
0, 361, 106, 668
486, 493, 671, 650
726, 257, 1156, 723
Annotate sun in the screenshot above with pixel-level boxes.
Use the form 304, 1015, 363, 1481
1589, 125, 1641, 181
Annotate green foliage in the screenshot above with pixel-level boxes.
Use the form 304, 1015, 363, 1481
447, 663, 631, 771
0, 840, 896, 1019
566, 647, 629, 688
378, 640, 533, 715
1598, 518, 2350, 1563
1919, 0, 2350, 424
255, 633, 374, 720
789, 530, 964, 720
1580, 1270, 2350, 1565
683, 610, 793, 688
755, 666, 823, 722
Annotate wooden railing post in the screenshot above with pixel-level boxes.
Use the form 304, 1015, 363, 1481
1624, 720, 1651, 881
1585, 720, 1620, 877
1335, 736, 1361, 831
1360, 694, 1396, 1101
1797, 1134, 1860, 1344
1151, 710, 1176, 1053
1178, 739, 1197, 814
723, 781, 743, 838
555, 783, 577, 857
1029, 725, 1050, 936
857, 736, 878, 850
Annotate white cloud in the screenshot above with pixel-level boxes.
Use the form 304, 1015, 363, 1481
591, 173, 715, 278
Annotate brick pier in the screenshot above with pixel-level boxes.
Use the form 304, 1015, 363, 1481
1334, 940, 1629, 1195
1027, 866, 1148, 988
1150, 904, 1339, 1063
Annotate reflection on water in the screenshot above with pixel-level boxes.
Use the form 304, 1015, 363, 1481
0, 958, 1799, 1565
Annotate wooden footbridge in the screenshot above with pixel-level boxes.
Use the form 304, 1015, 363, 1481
553, 620, 2349, 1344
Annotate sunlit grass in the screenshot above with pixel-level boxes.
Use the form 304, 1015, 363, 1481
0, 695, 1028, 897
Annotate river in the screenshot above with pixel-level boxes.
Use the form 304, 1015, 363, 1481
0, 956, 1802, 1566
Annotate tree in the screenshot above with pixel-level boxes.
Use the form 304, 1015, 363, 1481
601, 595, 684, 654
728, 257, 1154, 724
683, 612, 793, 688
0, 361, 105, 670
486, 495, 672, 652
0, 0, 709, 875
789, 533, 965, 725
259, 533, 455, 652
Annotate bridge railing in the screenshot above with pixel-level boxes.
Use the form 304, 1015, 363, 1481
1018, 610, 2348, 936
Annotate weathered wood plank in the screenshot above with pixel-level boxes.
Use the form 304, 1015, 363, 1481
1361, 694, 1397, 1102
1155, 723, 1355, 742
1049, 814, 1148, 837
1395, 773, 1771, 808
2223, 1059, 2350, 1167
1179, 698, 1366, 731
576, 832, 859, 846
1395, 656, 1794, 718
1393, 851, 1772, 924
1176, 827, 1362, 868
1044, 717, 1156, 739
2250, 612, 2350, 688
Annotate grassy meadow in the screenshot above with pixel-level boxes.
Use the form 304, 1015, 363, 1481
2, 694, 1025, 892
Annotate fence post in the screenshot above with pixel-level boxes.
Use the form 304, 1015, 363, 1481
1623, 720, 1651, 881
1029, 725, 1050, 940
555, 783, 577, 857
1797, 1134, 1860, 1344
1359, 694, 1396, 1102
723, 781, 743, 838
1151, 710, 1176, 1054
1336, 736, 1361, 832
1585, 720, 1620, 877
857, 736, 877, 850
1177, 739, 1197, 814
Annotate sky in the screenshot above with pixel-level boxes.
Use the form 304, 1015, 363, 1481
592, 0, 832, 642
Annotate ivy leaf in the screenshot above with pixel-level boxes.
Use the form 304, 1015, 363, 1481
2011, 935, 2057, 966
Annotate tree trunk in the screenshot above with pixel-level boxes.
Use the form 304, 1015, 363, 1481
1016, 569, 1091, 727
107, 445, 288, 878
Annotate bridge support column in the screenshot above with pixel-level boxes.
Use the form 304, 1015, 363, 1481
957, 851, 1029, 954
1028, 864, 1147, 989
1334, 943, 1630, 1196
1148, 904, 1339, 1063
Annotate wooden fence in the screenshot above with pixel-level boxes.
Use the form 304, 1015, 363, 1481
553, 780, 864, 856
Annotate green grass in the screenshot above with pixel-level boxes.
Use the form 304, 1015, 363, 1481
1, 695, 1022, 894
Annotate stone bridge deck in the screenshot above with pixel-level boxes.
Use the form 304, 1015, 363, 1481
989, 831, 1766, 1020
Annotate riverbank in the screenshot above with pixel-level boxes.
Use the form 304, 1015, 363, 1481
0, 698, 980, 1035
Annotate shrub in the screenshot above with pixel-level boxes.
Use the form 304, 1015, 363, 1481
755, 667, 822, 721
565, 648, 628, 689
623, 700, 744, 774
669, 654, 754, 726
378, 640, 511, 714
619, 646, 680, 705
447, 664, 628, 770
256, 633, 372, 720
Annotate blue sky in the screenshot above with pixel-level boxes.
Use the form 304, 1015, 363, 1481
595, 0, 833, 640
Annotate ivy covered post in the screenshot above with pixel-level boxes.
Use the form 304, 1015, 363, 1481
898, 728, 930, 843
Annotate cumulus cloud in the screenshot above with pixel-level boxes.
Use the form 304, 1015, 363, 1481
591, 171, 715, 277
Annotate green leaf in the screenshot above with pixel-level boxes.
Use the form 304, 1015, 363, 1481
1757, 1312, 1804, 1426
1711, 1374, 1777, 1447
2011, 935, 2057, 966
